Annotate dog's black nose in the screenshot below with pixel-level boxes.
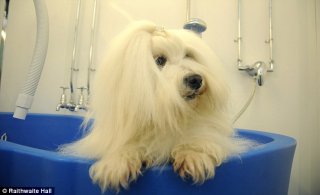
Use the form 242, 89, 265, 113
184, 74, 202, 90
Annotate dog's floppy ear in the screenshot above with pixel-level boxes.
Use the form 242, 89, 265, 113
89, 21, 160, 152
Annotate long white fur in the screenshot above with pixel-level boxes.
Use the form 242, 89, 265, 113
60, 21, 248, 192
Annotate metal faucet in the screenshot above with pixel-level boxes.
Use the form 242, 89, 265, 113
56, 87, 69, 111
56, 86, 77, 112
234, 0, 274, 86
239, 61, 268, 86
66, 98, 77, 112
75, 87, 88, 111
56, 86, 88, 112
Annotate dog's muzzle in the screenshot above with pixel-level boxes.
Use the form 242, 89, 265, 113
183, 74, 205, 100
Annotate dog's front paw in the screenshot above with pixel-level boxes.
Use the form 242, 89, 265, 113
89, 156, 142, 192
173, 150, 215, 184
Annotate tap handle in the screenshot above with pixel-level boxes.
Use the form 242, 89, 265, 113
77, 87, 87, 94
60, 86, 69, 93
77, 87, 87, 104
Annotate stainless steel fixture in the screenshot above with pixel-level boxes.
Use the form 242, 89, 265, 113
234, 0, 274, 85
0, 0, 10, 91
183, 0, 207, 36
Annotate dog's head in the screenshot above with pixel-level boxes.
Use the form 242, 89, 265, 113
91, 21, 229, 133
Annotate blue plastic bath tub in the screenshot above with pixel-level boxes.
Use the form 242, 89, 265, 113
0, 113, 296, 195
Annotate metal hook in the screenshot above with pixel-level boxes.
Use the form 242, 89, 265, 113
1, 133, 7, 141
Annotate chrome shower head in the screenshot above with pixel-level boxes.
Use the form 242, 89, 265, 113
183, 18, 207, 36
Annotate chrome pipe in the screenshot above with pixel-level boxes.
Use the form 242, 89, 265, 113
86, 0, 98, 104
234, 0, 271, 86
265, 0, 274, 72
0, 0, 10, 91
68, 0, 82, 110
235, 0, 244, 69
186, 0, 190, 22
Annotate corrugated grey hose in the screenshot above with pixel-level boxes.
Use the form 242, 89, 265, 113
13, 0, 49, 119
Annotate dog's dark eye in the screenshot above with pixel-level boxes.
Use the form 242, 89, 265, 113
185, 53, 194, 59
155, 55, 167, 67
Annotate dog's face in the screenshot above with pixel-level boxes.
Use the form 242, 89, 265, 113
149, 27, 228, 112
151, 33, 207, 104
92, 21, 228, 131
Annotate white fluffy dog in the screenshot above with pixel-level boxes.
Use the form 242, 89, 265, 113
61, 21, 244, 192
